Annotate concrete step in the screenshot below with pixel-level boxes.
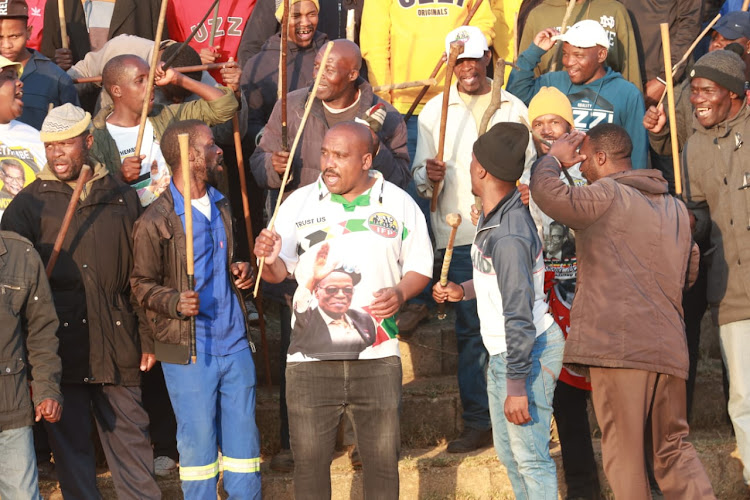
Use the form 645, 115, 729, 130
38, 426, 746, 499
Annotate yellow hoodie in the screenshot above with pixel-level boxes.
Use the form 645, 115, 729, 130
360, 0, 496, 115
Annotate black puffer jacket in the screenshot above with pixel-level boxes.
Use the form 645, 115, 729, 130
2, 164, 147, 386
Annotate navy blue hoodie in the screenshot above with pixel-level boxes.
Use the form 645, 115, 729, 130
507, 43, 648, 169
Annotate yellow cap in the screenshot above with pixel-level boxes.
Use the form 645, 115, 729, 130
528, 87, 574, 128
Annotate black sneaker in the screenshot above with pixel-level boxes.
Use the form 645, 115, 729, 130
446, 427, 493, 453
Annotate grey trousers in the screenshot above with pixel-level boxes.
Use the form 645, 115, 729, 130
45, 383, 160, 500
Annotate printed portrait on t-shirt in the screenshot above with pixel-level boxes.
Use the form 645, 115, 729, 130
0, 147, 43, 221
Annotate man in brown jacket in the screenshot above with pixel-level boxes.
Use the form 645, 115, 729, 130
530, 124, 714, 500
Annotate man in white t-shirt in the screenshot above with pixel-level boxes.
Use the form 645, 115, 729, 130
0, 55, 45, 221
91, 54, 238, 206
254, 122, 433, 498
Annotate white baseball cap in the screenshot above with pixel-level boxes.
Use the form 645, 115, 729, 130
552, 20, 609, 49
445, 26, 488, 59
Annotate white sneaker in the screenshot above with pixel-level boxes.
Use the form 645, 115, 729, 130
154, 456, 177, 477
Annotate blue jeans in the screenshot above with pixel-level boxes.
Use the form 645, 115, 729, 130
438, 244, 491, 431
0, 426, 41, 500
286, 357, 402, 499
162, 348, 261, 500
487, 323, 564, 500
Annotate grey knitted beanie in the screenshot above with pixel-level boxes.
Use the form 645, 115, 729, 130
690, 50, 747, 96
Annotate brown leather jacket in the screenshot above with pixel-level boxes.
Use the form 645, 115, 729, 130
130, 188, 254, 364
530, 157, 698, 379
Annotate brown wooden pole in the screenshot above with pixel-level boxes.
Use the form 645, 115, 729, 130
134, 0, 169, 158
45, 165, 91, 278
403, 0, 485, 122
232, 114, 273, 387
178, 133, 197, 364
430, 41, 463, 213
743, 0, 750, 11
280, 0, 290, 151
373, 79, 438, 93
660, 23, 682, 194
58, 0, 69, 49
73, 62, 232, 84
437, 213, 462, 320
254, 41, 334, 298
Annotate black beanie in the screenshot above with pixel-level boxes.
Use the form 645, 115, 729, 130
690, 50, 747, 96
472, 122, 529, 182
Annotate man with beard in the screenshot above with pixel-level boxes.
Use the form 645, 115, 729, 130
131, 119, 260, 499
1, 103, 161, 500
254, 122, 432, 498
507, 20, 648, 168
413, 25, 536, 454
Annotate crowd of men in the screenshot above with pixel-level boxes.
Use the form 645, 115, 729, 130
0, 0, 748, 498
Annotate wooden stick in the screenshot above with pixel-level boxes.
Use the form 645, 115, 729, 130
550, 0, 576, 72
657, 13, 721, 107
743, 0, 750, 11
254, 41, 334, 298
280, 0, 290, 150
660, 23, 682, 195
58, 0, 68, 50
73, 62, 232, 84
513, 11, 519, 62
134, 0, 169, 158
437, 213, 462, 320
232, 114, 272, 387
478, 59, 506, 135
346, 9, 356, 42
45, 165, 91, 278
373, 79, 437, 92
162, 0, 221, 70
430, 41, 463, 213
178, 134, 198, 364
403, 0, 485, 122
209, 0, 220, 47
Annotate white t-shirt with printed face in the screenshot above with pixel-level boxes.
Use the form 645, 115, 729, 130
0, 121, 46, 222
274, 172, 434, 362
106, 119, 171, 206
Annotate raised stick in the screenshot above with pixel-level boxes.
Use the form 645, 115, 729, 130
134, 0, 169, 158
437, 213, 462, 320
403, 0, 485, 122
73, 62, 232, 84
162, 0, 221, 70
373, 79, 437, 92
58, 0, 68, 49
280, 0, 290, 150
550, 0, 576, 72
209, 0, 220, 47
430, 41, 463, 213
254, 41, 334, 297
45, 165, 91, 278
657, 13, 721, 107
232, 114, 272, 387
178, 134, 197, 364
660, 23, 682, 195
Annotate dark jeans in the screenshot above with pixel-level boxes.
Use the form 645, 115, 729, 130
553, 381, 601, 500
45, 384, 160, 500
437, 245, 491, 431
286, 357, 402, 499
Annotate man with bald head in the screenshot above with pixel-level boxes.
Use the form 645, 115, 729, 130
254, 121, 433, 498
250, 39, 410, 194
92, 54, 238, 207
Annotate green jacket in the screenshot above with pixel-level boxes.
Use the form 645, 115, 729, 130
519, 0, 642, 90
91, 87, 239, 176
0, 231, 62, 431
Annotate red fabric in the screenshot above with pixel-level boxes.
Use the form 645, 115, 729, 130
544, 271, 591, 391
166, 0, 257, 83
26, 0, 45, 51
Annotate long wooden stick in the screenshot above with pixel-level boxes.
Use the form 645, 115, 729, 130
58, 0, 68, 50
373, 79, 437, 93
403, 0, 485, 122
660, 24, 682, 195
73, 62, 231, 84
162, 0, 221, 70
743, 0, 750, 11
134, 0, 169, 158
437, 213, 462, 320
478, 59, 506, 135
45, 165, 91, 278
550, 0, 576, 72
430, 42, 463, 213
232, 114, 272, 386
178, 134, 197, 364
254, 41, 334, 298
280, 0, 290, 150
209, 0, 220, 47
346, 9, 356, 41
657, 13, 721, 107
